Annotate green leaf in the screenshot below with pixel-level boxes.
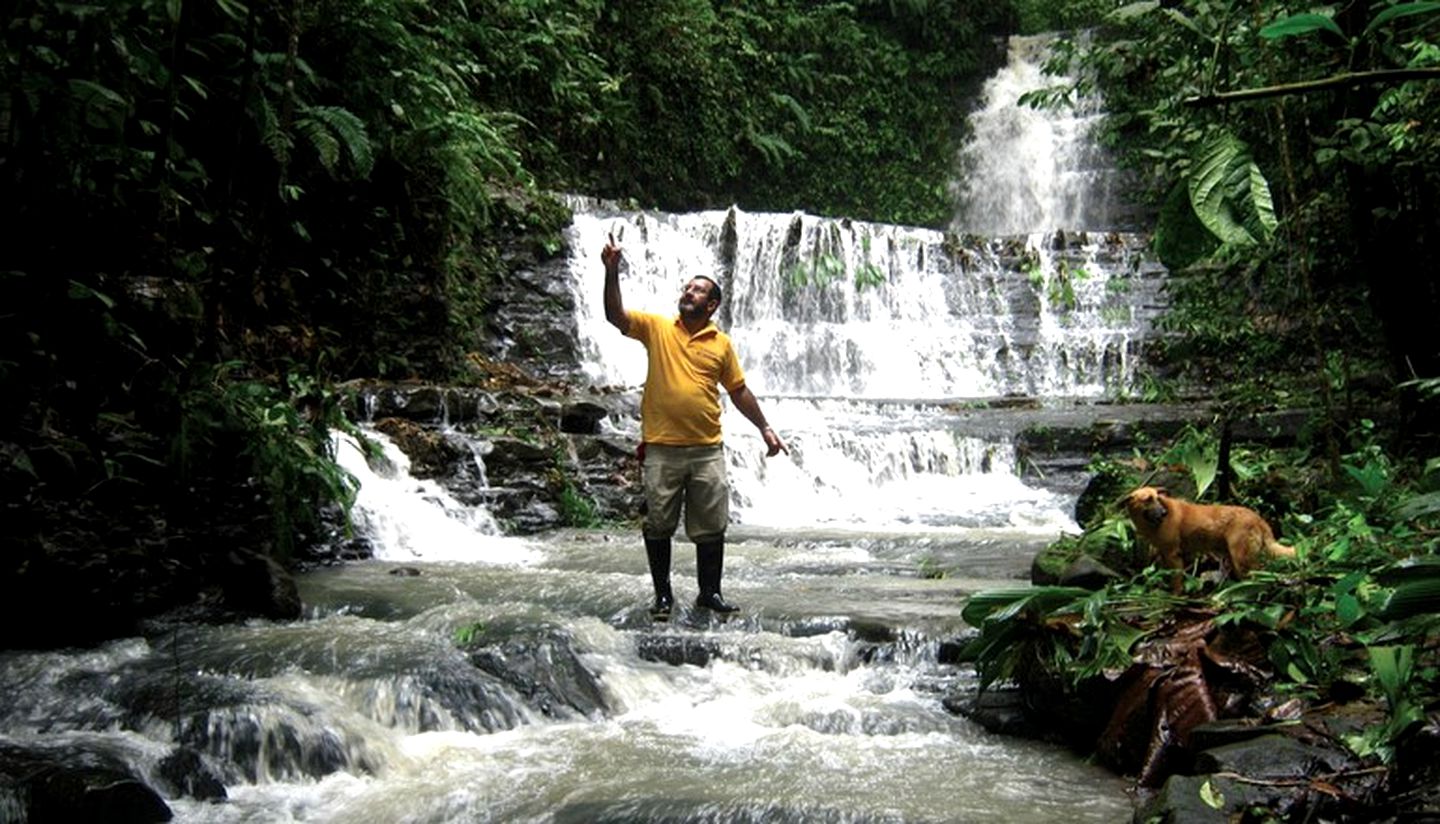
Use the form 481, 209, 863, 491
961, 587, 1091, 626
1374, 579, 1440, 620
1336, 593, 1363, 627
1364, 3, 1440, 39
1369, 645, 1414, 706
215, 0, 248, 20
1190, 134, 1253, 245
1374, 555, 1440, 585
68, 280, 115, 309
1108, 2, 1160, 22
1259, 13, 1346, 41
1246, 161, 1278, 241
1394, 491, 1440, 520
1153, 180, 1218, 270
1162, 7, 1210, 41
1199, 778, 1225, 809
1187, 132, 1276, 247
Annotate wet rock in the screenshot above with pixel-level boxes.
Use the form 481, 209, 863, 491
373, 417, 468, 478
1192, 733, 1350, 778
485, 436, 553, 471
936, 636, 972, 665
636, 634, 723, 668
155, 746, 227, 802
1057, 556, 1122, 590
219, 549, 301, 620
1186, 718, 1276, 753
467, 629, 609, 719
477, 250, 584, 379
1030, 547, 1124, 588
0, 742, 173, 823
1391, 720, 1440, 819
945, 687, 1051, 740
559, 400, 609, 434
1136, 773, 1283, 824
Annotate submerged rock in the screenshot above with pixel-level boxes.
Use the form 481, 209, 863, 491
0, 741, 173, 823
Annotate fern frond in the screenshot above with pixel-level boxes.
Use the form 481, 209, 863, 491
770, 92, 811, 131
296, 114, 341, 173
745, 127, 797, 166
253, 95, 291, 165
298, 105, 374, 177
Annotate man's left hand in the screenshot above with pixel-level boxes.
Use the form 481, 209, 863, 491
762, 428, 788, 457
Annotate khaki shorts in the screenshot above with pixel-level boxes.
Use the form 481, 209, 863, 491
641, 444, 729, 542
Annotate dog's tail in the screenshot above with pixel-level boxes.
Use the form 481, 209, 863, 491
1265, 540, 1297, 560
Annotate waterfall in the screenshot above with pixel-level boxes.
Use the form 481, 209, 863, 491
952, 33, 1134, 235
559, 35, 1162, 534
333, 429, 538, 564
568, 211, 1161, 402
563, 210, 1163, 533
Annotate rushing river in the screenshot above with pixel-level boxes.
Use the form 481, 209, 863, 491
158, 522, 1131, 823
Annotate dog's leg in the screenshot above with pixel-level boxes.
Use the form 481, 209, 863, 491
1159, 545, 1184, 594
1225, 531, 1260, 581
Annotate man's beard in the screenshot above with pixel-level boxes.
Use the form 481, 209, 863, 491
678, 301, 708, 322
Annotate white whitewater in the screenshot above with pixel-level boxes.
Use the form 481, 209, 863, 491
568, 210, 1149, 400
333, 430, 538, 564
562, 206, 1159, 533
952, 32, 1128, 235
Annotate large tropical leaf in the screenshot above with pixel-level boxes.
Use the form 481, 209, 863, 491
1394, 490, 1440, 520
1188, 132, 1278, 247
1364, 2, 1440, 38
1259, 12, 1345, 41
961, 586, 1092, 626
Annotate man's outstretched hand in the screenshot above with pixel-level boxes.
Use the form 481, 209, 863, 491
601, 232, 622, 274
762, 428, 788, 458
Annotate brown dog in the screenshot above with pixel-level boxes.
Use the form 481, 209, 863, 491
1124, 486, 1295, 592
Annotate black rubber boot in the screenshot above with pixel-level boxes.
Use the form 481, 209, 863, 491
694, 539, 739, 613
644, 537, 674, 620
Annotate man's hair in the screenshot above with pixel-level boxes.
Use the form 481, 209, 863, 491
694, 275, 723, 307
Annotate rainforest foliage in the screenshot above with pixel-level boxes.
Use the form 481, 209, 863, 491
1035, 0, 1440, 408
959, 0, 1440, 802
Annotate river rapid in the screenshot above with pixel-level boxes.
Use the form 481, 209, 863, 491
183, 519, 1132, 823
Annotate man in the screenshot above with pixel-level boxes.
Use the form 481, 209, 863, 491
602, 234, 787, 619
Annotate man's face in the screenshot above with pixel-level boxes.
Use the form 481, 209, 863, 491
678, 278, 717, 319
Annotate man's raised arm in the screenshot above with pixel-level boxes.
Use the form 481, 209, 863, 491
602, 234, 629, 335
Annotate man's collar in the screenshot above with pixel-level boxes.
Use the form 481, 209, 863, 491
674, 315, 717, 337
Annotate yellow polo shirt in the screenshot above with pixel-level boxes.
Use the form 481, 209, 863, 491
625, 310, 746, 446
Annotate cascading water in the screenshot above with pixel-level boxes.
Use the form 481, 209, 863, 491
0, 35, 1151, 823
331, 430, 538, 564
952, 33, 1133, 235
563, 206, 1163, 532
558, 30, 1157, 535
572, 209, 1154, 400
